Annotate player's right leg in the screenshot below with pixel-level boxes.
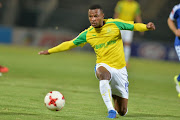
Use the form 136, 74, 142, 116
95, 64, 116, 119
112, 95, 128, 116
110, 66, 129, 116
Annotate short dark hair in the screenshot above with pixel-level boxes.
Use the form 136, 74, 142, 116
89, 4, 103, 11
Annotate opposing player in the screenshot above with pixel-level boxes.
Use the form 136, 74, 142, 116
114, 0, 143, 65
39, 5, 155, 119
167, 3, 180, 97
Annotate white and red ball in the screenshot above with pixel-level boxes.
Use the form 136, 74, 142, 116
44, 91, 65, 111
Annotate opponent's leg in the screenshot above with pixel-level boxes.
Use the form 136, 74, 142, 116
174, 74, 180, 97
174, 45, 180, 97
96, 66, 116, 118
175, 45, 180, 61
112, 95, 128, 116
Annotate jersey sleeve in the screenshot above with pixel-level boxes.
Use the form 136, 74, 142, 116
133, 23, 148, 32
48, 29, 88, 53
73, 29, 88, 47
106, 19, 148, 32
169, 5, 180, 21
48, 40, 76, 53
107, 19, 134, 31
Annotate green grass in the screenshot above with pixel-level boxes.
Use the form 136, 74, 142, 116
0, 44, 180, 120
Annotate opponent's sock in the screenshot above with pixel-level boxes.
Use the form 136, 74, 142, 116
124, 45, 131, 63
99, 80, 115, 111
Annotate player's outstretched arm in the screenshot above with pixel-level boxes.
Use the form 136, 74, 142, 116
38, 40, 77, 55
167, 18, 180, 37
133, 22, 155, 32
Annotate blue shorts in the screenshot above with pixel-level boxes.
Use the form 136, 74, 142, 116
175, 37, 180, 61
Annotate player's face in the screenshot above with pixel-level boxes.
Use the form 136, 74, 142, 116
88, 9, 104, 28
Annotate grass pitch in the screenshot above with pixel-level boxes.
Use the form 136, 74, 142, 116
0, 45, 180, 120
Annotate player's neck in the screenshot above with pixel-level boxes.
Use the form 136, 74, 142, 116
95, 21, 105, 28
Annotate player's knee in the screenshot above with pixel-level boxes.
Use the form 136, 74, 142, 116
118, 108, 127, 116
96, 67, 111, 80
97, 72, 110, 80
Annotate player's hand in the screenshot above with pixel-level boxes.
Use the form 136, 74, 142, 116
146, 22, 155, 30
38, 50, 50, 55
174, 29, 180, 37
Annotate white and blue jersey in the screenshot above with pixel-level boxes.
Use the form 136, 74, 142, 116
169, 4, 180, 60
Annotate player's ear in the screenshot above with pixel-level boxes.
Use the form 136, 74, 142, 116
102, 13, 104, 18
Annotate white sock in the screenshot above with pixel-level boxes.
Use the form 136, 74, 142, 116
99, 80, 115, 111
124, 45, 131, 63
176, 84, 180, 93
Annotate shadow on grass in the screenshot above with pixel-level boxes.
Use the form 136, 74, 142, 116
0, 112, 38, 116
127, 113, 180, 118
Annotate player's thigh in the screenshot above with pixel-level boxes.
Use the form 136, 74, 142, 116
111, 67, 129, 99
112, 95, 128, 116
95, 63, 112, 80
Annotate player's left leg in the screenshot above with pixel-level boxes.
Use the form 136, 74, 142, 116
112, 95, 128, 116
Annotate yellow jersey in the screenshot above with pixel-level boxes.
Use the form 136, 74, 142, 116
73, 19, 134, 69
48, 18, 148, 69
115, 0, 141, 21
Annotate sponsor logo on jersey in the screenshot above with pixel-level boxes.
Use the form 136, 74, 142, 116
95, 40, 117, 49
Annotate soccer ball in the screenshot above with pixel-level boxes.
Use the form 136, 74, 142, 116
44, 91, 65, 111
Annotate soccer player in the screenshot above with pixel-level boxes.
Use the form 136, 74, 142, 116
114, 0, 143, 65
39, 5, 155, 119
167, 3, 180, 97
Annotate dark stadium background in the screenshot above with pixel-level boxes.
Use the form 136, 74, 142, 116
0, 1, 180, 120
0, 0, 179, 60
